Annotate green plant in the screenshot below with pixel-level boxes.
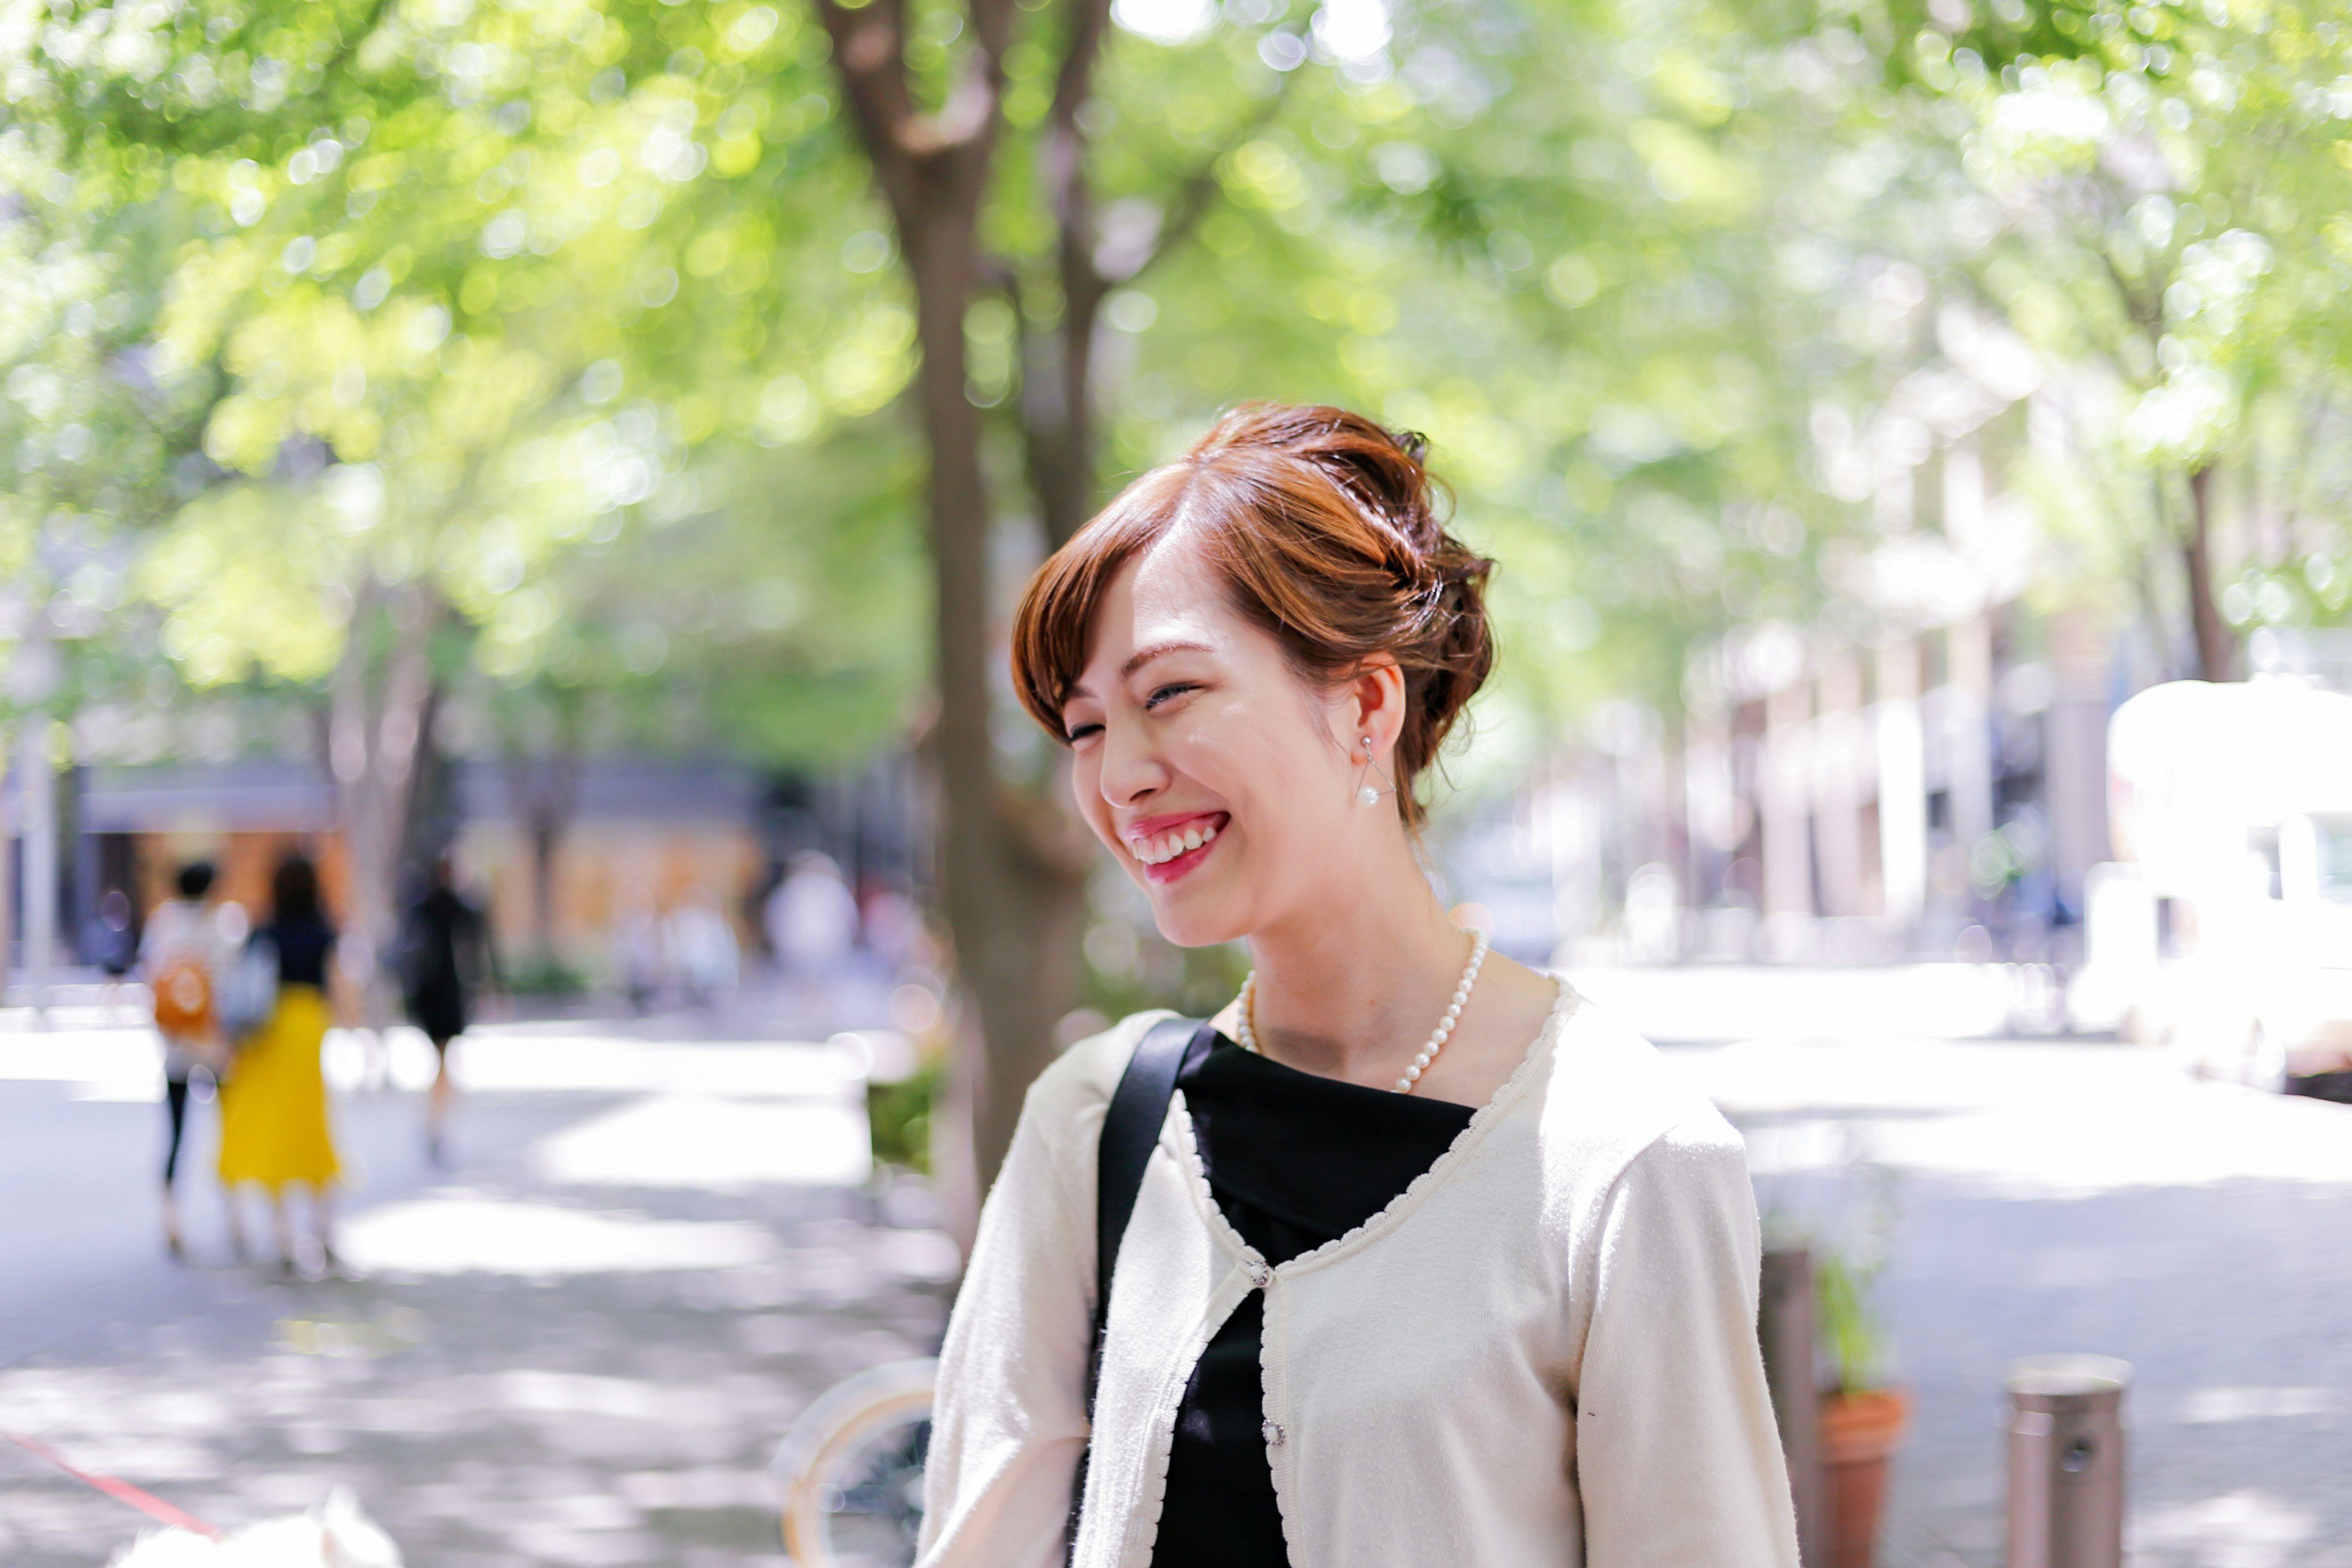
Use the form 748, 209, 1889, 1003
868, 1057, 942, 1175
502, 956, 590, 997
1815, 1246, 1889, 1397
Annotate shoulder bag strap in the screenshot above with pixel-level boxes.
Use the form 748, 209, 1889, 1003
1069, 1012, 1207, 1559
1094, 1014, 1204, 1335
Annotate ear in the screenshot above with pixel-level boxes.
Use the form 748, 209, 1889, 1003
1341, 657, 1408, 760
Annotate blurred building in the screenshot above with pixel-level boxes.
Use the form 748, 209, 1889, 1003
0, 718, 927, 993
1490, 600, 2135, 968
59, 761, 771, 982
1684, 603, 2121, 963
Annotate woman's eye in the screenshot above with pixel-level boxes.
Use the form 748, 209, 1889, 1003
1145, 682, 1198, 711
1066, 721, 1104, 745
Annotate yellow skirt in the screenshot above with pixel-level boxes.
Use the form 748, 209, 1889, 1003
217, 984, 342, 1190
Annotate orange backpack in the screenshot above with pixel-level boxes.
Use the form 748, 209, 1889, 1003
153, 956, 216, 1037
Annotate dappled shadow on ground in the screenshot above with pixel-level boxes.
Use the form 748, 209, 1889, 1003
0, 1002, 948, 1568
0, 1184, 952, 1567
1862, 1175, 2352, 1568
1683, 1035, 2352, 1568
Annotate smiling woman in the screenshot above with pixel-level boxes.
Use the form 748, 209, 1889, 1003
919, 404, 1798, 1568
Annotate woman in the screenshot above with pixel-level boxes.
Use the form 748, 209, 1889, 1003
140, 859, 235, 1258
919, 405, 1796, 1567
217, 853, 342, 1272
402, 853, 496, 1167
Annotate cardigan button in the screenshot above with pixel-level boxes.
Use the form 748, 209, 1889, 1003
1261, 1419, 1285, 1447
1246, 1259, 1270, 1287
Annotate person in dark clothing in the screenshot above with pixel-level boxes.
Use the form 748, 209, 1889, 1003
402, 853, 497, 1165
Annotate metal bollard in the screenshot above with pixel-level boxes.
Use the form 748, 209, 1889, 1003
2007, 1355, 2129, 1568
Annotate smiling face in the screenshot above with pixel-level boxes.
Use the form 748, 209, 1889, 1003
1060, 530, 1401, 948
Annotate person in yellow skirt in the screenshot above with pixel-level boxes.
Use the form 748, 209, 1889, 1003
217, 853, 343, 1272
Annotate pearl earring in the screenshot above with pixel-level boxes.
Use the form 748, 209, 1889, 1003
1356, 736, 1386, 807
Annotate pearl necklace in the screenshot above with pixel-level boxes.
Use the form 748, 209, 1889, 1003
1234, 928, 1491, 1094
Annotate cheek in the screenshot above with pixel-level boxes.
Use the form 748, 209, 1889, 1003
1068, 752, 1118, 844
1172, 696, 1342, 818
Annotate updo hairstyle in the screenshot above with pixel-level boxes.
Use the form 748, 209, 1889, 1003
1011, 402, 1496, 824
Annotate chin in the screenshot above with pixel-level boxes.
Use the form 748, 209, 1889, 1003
1142, 883, 1251, 950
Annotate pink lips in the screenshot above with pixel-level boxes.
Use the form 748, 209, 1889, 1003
1126, 811, 1229, 885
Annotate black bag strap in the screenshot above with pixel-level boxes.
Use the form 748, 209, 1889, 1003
1069, 1012, 1206, 1560
1090, 1013, 1206, 1398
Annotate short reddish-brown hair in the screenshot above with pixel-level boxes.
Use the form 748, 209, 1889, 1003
1010, 402, 1496, 823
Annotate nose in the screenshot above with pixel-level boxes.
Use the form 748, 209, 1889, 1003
1097, 714, 1169, 810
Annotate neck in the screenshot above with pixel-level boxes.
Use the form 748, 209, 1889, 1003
1242, 837, 1472, 1084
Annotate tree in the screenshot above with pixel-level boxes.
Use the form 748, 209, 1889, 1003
6, 0, 917, 1001
1804, 0, 2352, 682
805, 0, 1345, 1183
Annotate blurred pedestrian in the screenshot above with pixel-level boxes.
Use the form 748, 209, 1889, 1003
668, 890, 739, 1009
399, 853, 497, 1167
614, 894, 665, 1012
860, 883, 920, 973
139, 862, 235, 1258
86, 889, 137, 1019
216, 853, 342, 1274
764, 852, 859, 976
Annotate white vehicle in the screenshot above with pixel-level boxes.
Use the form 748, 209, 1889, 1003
2092, 679, 2352, 1090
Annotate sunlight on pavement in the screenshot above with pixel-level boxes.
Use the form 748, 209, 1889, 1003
1681, 1038, 2352, 1197
1568, 965, 2352, 1199
2179, 1387, 2338, 1425
339, 1195, 776, 1275
534, 1095, 871, 1188
0, 1023, 867, 1104
1566, 963, 2016, 1044
613, 1467, 774, 1510
458, 1033, 863, 1099
496, 1370, 731, 1422
323, 1029, 442, 1093
0, 1028, 162, 1100
2136, 1491, 2320, 1568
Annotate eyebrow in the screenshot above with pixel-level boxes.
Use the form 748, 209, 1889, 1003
1118, 640, 1213, 680
1063, 639, 1216, 709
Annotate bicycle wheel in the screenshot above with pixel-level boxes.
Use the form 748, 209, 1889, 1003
774, 1357, 937, 1568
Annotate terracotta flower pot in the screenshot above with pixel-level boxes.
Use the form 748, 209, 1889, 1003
1819, 1387, 1909, 1568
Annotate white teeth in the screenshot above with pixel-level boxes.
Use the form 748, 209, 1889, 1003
1133, 821, 1219, 865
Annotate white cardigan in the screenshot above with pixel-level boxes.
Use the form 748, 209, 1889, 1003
917, 983, 1800, 1568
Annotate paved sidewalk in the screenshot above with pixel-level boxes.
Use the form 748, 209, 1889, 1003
16, 965, 2352, 1567
1577, 967, 2352, 1568
0, 1003, 953, 1567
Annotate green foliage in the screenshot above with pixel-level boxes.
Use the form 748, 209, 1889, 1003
15, 0, 2352, 782
503, 953, 590, 996
4, 0, 919, 754
868, 1054, 942, 1173
1079, 922, 1251, 1024
1815, 1245, 1889, 1396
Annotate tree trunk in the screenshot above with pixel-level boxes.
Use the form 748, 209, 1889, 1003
505, 748, 581, 967
904, 209, 1090, 1188
813, 0, 1280, 1186
1023, 34, 1113, 551
328, 579, 439, 1025
2183, 464, 2236, 682
813, 0, 1099, 1195
1021, 288, 1107, 549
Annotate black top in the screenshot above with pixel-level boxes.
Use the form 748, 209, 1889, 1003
262, 918, 337, 989
403, 886, 490, 1039
1151, 1033, 1476, 1567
